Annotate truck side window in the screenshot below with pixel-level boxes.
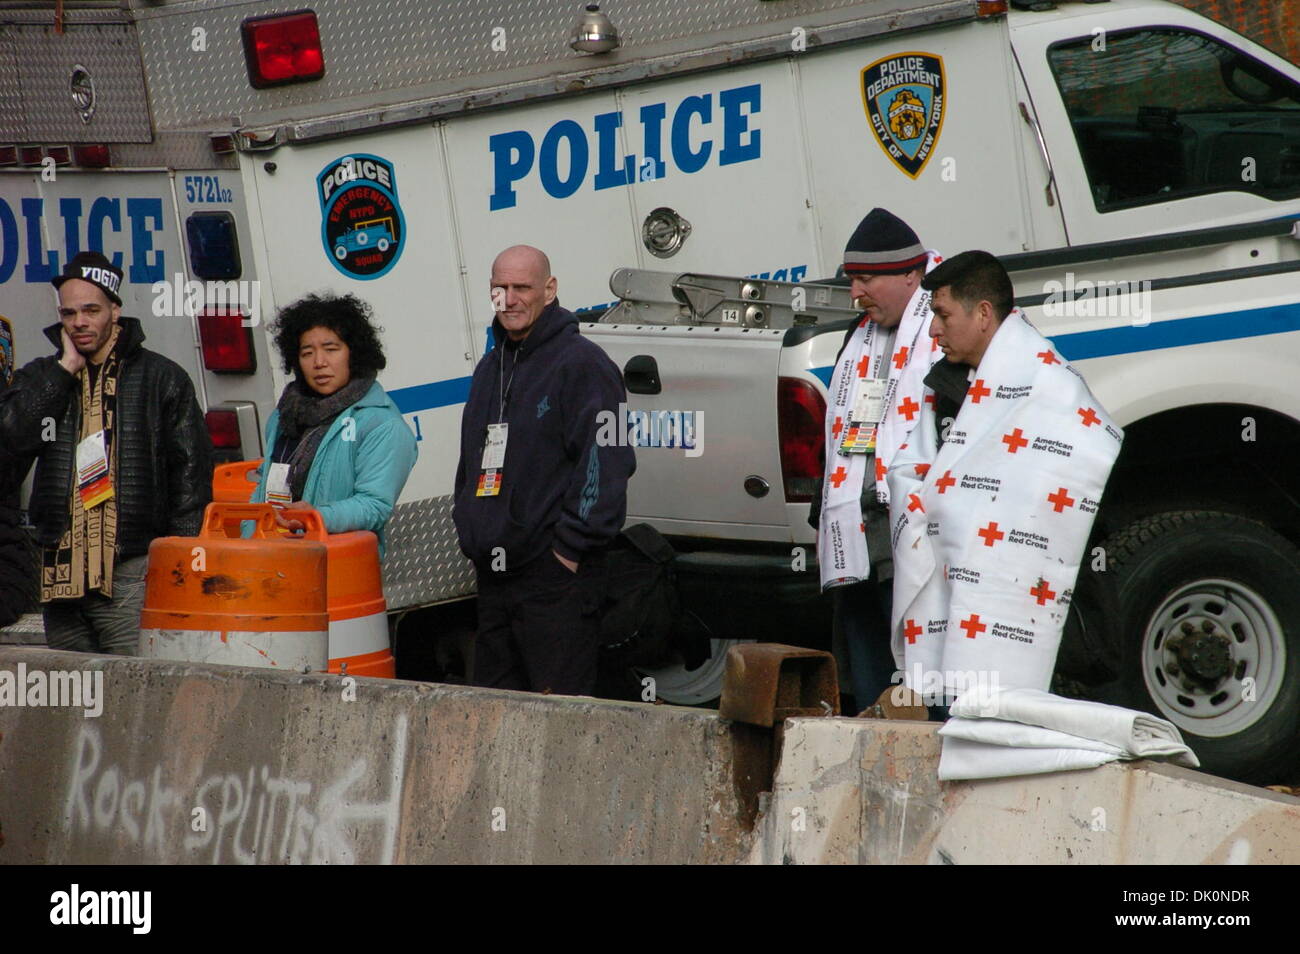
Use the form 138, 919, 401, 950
1048, 29, 1300, 211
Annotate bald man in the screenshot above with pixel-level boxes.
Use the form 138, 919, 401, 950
453, 246, 636, 695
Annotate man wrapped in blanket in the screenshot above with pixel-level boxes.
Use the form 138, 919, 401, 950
886, 251, 1122, 712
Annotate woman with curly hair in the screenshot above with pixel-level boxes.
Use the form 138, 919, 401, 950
249, 293, 417, 557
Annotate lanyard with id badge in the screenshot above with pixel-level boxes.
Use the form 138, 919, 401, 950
76, 430, 114, 509
839, 328, 888, 455
476, 345, 517, 496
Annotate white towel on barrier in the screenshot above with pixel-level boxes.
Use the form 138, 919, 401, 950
936, 687, 1199, 781
938, 736, 1117, 780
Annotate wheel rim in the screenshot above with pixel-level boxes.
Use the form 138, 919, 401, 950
634, 638, 752, 706
1140, 578, 1285, 738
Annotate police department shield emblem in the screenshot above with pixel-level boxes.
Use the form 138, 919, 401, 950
860, 52, 946, 179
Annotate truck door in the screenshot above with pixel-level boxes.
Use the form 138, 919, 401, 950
1013, 7, 1300, 245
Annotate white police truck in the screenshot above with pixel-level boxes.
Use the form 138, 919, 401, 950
1, 0, 1298, 780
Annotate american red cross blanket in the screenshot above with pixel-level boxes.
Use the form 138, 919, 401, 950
818, 251, 942, 590
885, 310, 1123, 695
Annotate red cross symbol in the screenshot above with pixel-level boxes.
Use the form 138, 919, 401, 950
1037, 350, 1060, 366
977, 521, 1005, 547
830, 466, 849, 488
1047, 487, 1076, 512
924, 393, 935, 406
856, 355, 871, 378
904, 619, 923, 645
832, 416, 843, 438
935, 470, 956, 494
1029, 579, 1057, 606
915, 463, 930, 478
907, 493, 925, 513
860, 522, 865, 533
931, 337, 939, 352
1002, 428, 1028, 453
875, 458, 888, 481
896, 396, 920, 421
1078, 406, 1101, 428
892, 346, 910, 370
968, 379, 991, 403
960, 614, 987, 640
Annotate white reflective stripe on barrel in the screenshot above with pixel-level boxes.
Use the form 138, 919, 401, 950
138, 629, 329, 672
328, 613, 389, 659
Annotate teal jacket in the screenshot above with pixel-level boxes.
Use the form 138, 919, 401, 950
249, 380, 418, 558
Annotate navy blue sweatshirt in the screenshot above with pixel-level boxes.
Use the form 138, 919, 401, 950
453, 300, 636, 571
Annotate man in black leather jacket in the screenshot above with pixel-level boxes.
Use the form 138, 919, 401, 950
0, 252, 211, 654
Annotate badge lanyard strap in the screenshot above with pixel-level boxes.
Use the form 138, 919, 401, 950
496, 345, 518, 425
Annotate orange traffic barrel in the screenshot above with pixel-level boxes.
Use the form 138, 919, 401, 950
325, 531, 394, 678
212, 459, 263, 503
138, 502, 329, 671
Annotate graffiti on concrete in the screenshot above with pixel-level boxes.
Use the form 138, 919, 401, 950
62, 715, 408, 864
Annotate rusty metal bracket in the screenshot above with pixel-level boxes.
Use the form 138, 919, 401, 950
719, 643, 839, 727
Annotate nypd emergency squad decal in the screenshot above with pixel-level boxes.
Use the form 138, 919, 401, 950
318, 154, 406, 279
860, 53, 946, 179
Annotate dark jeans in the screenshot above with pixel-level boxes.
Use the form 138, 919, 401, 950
43, 554, 149, 655
472, 550, 600, 695
834, 578, 896, 715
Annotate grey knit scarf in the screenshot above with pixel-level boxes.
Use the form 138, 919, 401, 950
275, 374, 375, 499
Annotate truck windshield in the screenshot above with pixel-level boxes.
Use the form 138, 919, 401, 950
1047, 28, 1300, 211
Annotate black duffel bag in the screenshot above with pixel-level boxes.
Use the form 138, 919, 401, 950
593, 523, 680, 670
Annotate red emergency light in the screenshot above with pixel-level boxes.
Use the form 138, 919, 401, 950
45, 145, 72, 166
198, 308, 256, 374
205, 409, 243, 450
0, 146, 17, 166
73, 144, 111, 168
19, 145, 43, 166
241, 10, 325, 89
777, 377, 827, 503
977, 1, 1008, 15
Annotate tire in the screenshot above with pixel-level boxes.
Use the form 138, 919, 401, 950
1103, 510, 1300, 783
334, 245, 347, 260
634, 637, 754, 707
377, 238, 390, 252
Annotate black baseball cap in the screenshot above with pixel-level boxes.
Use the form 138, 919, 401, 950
52, 251, 124, 306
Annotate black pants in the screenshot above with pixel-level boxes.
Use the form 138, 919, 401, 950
472, 550, 600, 695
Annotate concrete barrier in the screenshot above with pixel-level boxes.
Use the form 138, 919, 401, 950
7, 648, 1299, 864
749, 718, 1300, 864
0, 648, 768, 864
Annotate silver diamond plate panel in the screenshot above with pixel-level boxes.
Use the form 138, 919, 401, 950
381, 494, 477, 610
0, 31, 24, 137
128, 0, 930, 131
6, 21, 152, 142
0, 613, 47, 647
109, 131, 238, 169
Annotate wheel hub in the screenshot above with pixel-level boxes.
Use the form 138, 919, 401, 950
1169, 621, 1232, 683
1142, 578, 1284, 738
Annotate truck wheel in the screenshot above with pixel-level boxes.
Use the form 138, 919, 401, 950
377, 238, 390, 252
635, 637, 753, 706
1103, 511, 1300, 783
334, 245, 347, 260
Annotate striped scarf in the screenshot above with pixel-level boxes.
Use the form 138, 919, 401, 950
41, 325, 122, 601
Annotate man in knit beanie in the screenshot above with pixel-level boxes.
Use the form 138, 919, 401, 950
809, 208, 943, 715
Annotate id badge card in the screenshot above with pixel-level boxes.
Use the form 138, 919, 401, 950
266, 462, 293, 506
477, 423, 507, 497
839, 380, 886, 455
849, 379, 887, 427
76, 430, 113, 509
